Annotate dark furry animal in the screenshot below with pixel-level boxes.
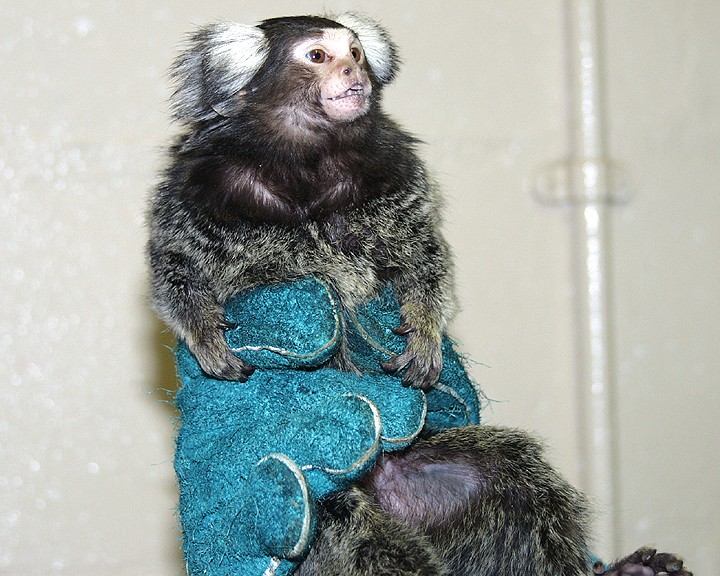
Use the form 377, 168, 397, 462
149, 14, 692, 576
297, 426, 692, 576
147, 13, 454, 390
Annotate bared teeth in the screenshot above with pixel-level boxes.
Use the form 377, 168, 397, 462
338, 85, 364, 98
331, 89, 363, 100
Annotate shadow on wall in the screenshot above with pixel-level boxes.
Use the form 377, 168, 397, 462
146, 312, 183, 419
144, 309, 187, 568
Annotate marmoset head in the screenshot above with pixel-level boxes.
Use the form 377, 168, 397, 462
170, 13, 399, 127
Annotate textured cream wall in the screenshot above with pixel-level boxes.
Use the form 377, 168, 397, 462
1, 1, 717, 574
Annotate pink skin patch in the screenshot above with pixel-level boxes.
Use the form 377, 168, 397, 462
323, 82, 369, 120
293, 28, 373, 122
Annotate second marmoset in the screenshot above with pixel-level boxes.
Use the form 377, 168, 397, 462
147, 13, 456, 390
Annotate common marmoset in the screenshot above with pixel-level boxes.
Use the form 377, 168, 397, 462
149, 14, 692, 576
147, 13, 454, 390
298, 426, 692, 576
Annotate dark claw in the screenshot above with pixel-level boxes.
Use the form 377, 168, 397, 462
219, 319, 239, 331
380, 352, 439, 391
230, 356, 256, 381
391, 324, 415, 336
380, 321, 442, 390
380, 356, 408, 376
642, 549, 657, 563
211, 360, 255, 383
195, 346, 255, 382
379, 359, 395, 373
401, 358, 439, 391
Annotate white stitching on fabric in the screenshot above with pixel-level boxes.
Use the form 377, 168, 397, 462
255, 453, 313, 560
230, 280, 343, 360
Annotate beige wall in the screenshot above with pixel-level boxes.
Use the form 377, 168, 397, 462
1, 1, 717, 574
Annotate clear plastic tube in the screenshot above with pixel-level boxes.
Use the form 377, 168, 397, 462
565, 0, 619, 559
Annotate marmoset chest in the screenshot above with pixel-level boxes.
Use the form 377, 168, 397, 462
206, 210, 390, 308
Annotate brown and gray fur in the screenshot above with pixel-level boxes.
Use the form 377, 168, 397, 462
147, 13, 454, 390
298, 426, 692, 576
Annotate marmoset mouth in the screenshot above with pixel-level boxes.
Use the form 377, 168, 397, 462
322, 82, 370, 121
328, 84, 366, 100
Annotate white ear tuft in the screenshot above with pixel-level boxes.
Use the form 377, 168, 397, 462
334, 13, 399, 85
171, 22, 268, 122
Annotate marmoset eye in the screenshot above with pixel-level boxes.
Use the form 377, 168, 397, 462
306, 48, 327, 63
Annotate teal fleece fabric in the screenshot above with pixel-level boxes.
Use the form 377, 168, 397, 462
174, 277, 483, 576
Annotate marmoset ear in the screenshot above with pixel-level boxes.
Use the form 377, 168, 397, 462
334, 12, 400, 85
170, 22, 268, 122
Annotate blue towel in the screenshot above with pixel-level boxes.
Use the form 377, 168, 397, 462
174, 277, 482, 575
